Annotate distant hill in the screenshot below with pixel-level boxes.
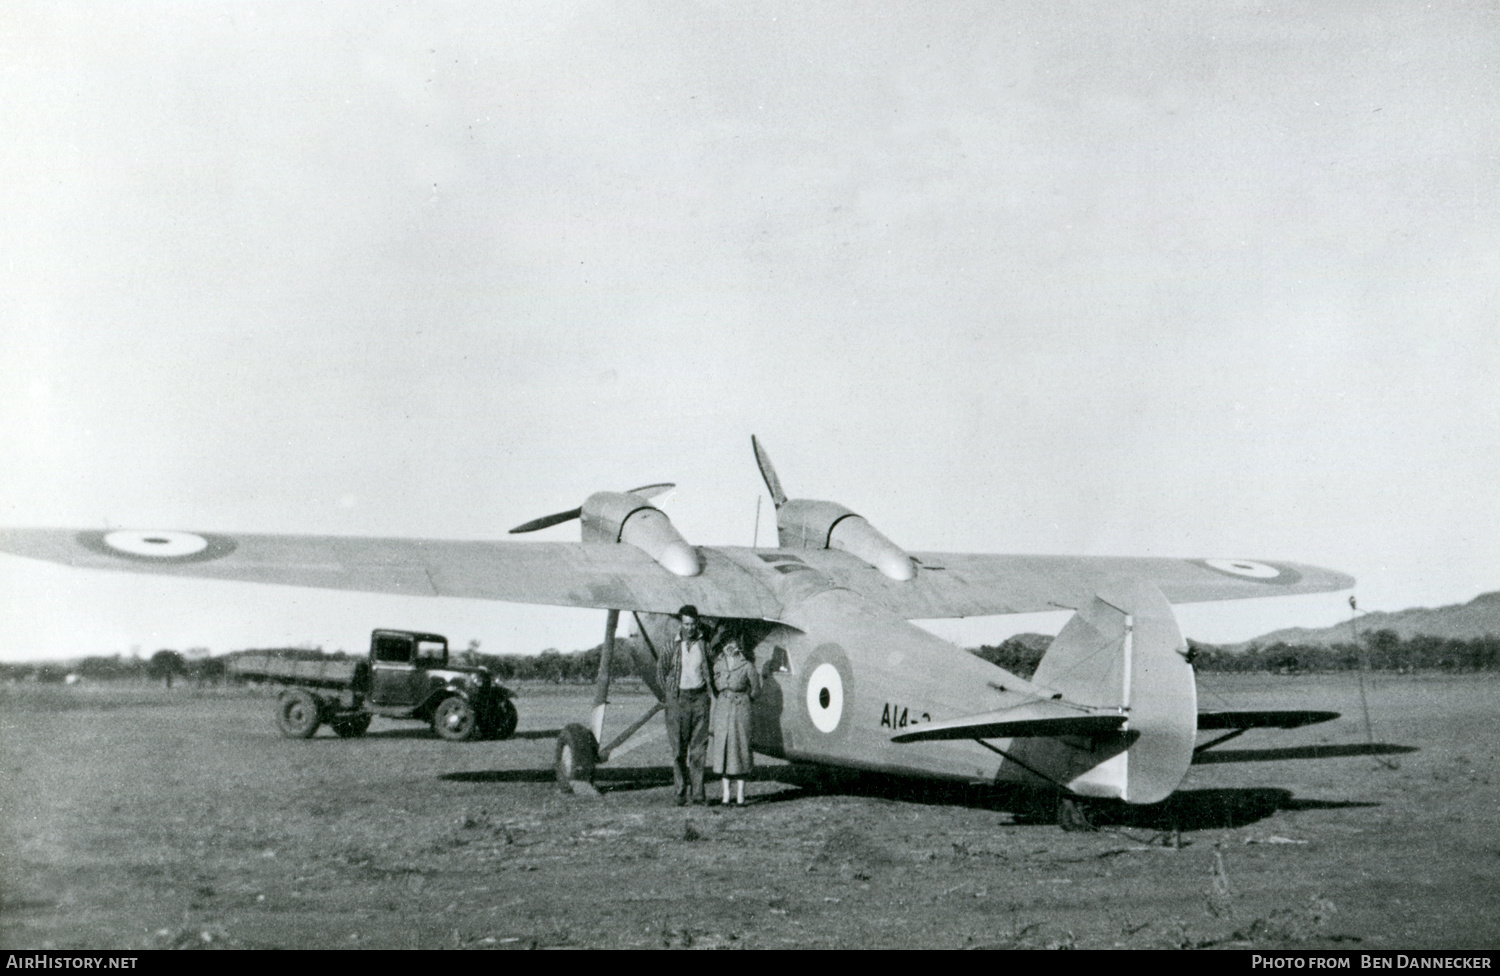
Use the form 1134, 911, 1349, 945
970, 633, 1052, 678
1233, 591, 1500, 650
966, 592, 1500, 673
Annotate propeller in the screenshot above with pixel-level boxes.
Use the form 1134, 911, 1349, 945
507, 483, 675, 534
750, 435, 787, 509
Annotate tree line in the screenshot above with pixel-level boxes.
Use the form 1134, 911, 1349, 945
7, 629, 1498, 686
970, 630, 1500, 679
1187, 630, 1500, 674
0, 650, 228, 686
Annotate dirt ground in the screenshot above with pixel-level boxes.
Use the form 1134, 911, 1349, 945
2, 672, 1497, 950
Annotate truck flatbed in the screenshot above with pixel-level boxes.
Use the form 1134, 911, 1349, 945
229, 630, 517, 741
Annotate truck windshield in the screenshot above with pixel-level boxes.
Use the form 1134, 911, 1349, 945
415, 640, 446, 665
373, 634, 413, 663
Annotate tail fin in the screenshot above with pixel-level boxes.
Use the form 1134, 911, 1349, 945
1026, 578, 1196, 804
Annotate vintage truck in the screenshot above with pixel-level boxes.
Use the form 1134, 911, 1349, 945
232, 630, 519, 741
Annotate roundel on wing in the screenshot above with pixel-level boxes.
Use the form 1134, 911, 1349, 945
1198, 558, 1301, 586
76, 530, 237, 563
801, 643, 854, 741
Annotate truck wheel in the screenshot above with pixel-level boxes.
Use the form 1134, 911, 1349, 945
433, 696, 480, 741
331, 714, 372, 738
276, 690, 321, 739
487, 699, 519, 741
554, 724, 597, 791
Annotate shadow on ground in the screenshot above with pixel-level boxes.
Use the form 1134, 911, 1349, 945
1193, 742, 1418, 764
1090, 789, 1379, 831
356, 727, 562, 741
442, 760, 1380, 831
750, 768, 1379, 830
442, 766, 676, 787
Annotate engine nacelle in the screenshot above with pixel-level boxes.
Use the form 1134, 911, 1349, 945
776, 499, 916, 581
580, 491, 702, 577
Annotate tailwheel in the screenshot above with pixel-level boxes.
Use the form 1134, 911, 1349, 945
1057, 795, 1098, 832
554, 723, 598, 792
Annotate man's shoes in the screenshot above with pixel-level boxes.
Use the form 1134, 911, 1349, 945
674, 793, 687, 807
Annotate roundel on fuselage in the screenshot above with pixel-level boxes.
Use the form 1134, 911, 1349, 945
806, 663, 843, 732
800, 643, 854, 743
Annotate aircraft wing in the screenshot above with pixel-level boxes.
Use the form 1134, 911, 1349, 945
786, 550, 1354, 618
0, 529, 1351, 622
0, 529, 784, 620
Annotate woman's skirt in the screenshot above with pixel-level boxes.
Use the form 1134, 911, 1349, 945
710, 691, 754, 776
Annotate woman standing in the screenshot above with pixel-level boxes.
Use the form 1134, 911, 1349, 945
710, 635, 762, 805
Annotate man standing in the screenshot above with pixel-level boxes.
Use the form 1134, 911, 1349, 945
659, 605, 715, 805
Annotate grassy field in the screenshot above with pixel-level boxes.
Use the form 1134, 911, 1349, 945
1, 673, 1497, 949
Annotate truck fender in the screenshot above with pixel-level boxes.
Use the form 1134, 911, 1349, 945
351, 659, 371, 695
418, 686, 471, 720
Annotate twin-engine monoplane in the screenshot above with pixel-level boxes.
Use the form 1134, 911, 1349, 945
0, 438, 1351, 821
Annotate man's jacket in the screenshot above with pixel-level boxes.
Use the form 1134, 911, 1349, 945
658, 628, 719, 697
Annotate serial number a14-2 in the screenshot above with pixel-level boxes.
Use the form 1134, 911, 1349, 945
879, 702, 930, 730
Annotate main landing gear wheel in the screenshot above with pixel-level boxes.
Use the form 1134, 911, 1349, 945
433, 696, 480, 741
331, 714, 372, 738
1057, 795, 1098, 833
554, 723, 597, 792
487, 698, 519, 741
276, 690, 321, 739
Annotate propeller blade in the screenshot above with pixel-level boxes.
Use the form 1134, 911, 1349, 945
751, 435, 787, 508
507, 507, 583, 534
509, 483, 672, 534
624, 482, 675, 501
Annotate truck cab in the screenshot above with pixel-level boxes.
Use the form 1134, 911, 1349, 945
359, 629, 517, 740
369, 630, 451, 705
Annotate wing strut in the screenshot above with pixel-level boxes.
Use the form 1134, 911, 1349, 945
589, 609, 620, 743
587, 609, 673, 763
597, 701, 665, 762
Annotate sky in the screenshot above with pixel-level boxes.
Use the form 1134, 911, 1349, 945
1, 2, 1496, 661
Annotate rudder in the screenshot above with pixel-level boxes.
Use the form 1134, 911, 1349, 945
1027, 578, 1196, 804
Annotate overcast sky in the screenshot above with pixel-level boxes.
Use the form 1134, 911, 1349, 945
2, 2, 1496, 661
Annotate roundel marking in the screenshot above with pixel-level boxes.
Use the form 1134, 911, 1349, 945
1204, 558, 1280, 579
76, 530, 238, 563
1198, 558, 1301, 585
104, 530, 208, 557
793, 643, 855, 747
806, 662, 844, 733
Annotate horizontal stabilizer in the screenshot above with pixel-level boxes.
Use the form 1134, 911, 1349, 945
1197, 710, 1340, 731
891, 699, 1124, 744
